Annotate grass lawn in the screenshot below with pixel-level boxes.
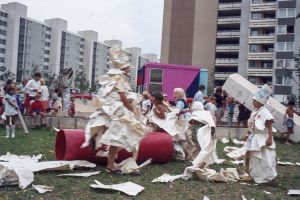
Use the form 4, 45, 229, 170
0, 129, 299, 200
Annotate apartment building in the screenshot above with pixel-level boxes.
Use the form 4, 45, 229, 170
0, 9, 8, 73
161, 0, 300, 101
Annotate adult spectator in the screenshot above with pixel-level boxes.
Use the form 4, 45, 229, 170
214, 87, 225, 125
193, 85, 205, 103
25, 72, 42, 101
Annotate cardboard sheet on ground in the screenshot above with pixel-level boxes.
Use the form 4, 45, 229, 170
57, 171, 100, 177
223, 73, 300, 143
151, 173, 183, 183
115, 158, 152, 174
287, 190, 300, 196
224, 146, 246, 160
277, 161, 295, 166
90, 180, 144, 196
32, 184, 54, 194
0, 152, 96, 189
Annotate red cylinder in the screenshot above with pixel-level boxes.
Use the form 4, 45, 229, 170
55, 129, 173, 164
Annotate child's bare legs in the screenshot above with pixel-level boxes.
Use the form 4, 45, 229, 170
6, 115, 16, 138
285, 128, 293, 145
40, 112, 46, 126
32, 112, 37, 128
107, 145, 119, 171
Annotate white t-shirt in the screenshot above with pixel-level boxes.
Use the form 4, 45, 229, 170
25, 79, 41, 97
41, 85, 49, 101
205, 102, 217, 115
141, 99, 151, 111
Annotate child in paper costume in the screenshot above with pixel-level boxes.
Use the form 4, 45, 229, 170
82, 46, 148, 173
245, 84, 277, 184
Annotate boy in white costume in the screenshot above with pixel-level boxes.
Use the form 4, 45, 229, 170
245, 84, 277, 184
82, 46, 148, 173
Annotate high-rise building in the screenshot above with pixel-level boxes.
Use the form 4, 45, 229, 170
142, 53, 158, 62
161, 0, 300, 101
125, 47, 142, 90
104, 40, 122, 49
0, 9, 8, 74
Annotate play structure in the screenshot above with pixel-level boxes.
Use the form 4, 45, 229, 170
55, 130, 174, 164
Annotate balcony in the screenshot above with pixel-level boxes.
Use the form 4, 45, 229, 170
215, 58, 239, 66
217, 31, 240, 38
248, 35, 275, 44
247, 68, 273, 77
250, 3, 276, 12
218, 17, 241, 24
216, 44, 240, 52
249, 19, 276, 28
214, 72, 234, 80
248, 52, 274, 60
219, 3, 241, 11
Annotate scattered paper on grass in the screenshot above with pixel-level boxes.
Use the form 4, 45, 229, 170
32, 184, 54, 194
0, 164, 19, 187
277, 161, 295, 166
230, 160, 244, 165
203, 195, 209, 200
90, 180, 144, 196
220, 138, 229, 144
215, 159, 226, 165
57, 171, 100, 177
138, 158, 152, 168
232, 139, 244, 145
264, 191, 271, 195
224, 146, 246, 160
296, 162, 300, 166
151, 173, 183, 183
241, 195, 247, 200
239, 173, 251, 181
287, 190, 300, 196
240, 183, 251, 186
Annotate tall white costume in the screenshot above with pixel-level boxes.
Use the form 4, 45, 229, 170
82, 46, 148, 153
246, 84, 277, 184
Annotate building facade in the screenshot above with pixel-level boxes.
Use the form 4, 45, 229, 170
161, 0, 300, 101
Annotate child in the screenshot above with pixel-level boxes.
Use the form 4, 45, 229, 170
3, 84, 18, 138
68, 96, 76, 117
40, 78, 49, 112
141, 91, 151, 116
173, 88, 190, 119
284, 101, 300, 145
205, 96, 217, 124
151, 91, 166, 120
30, 94, 45, 128
47, 93, 62, 116
226, 96, 235, 127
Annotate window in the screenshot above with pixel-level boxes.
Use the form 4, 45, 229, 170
45, 42, 50, 47
79, 58, 83, 62
0, 39, 6, 45
249, 45, 259, 52
252, 0, 261, 3
251, 13, 261, 20
287, 25, 294, 34
275, 76, 283, 85
43, 65, 49, 70
44, 50, 50, 55
278, 8, 296, 18
276, 59, 293, 68
0, 48, 5, 54
277, 42, 294, 51
46, 27, 51, 31
277, 25, 286, 34
0, 29, 6, 36
0, 20, 7, 27
45, 34, 51, 39
44, 57, 49, 62
0, 57, 4, 63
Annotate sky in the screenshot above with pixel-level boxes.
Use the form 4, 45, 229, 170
1, 0, 164, 56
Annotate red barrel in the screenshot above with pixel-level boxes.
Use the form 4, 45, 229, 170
55, 130, 173, 164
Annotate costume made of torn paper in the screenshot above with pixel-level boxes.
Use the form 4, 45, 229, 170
245, 106, 277, 184
82, 68, 149, 153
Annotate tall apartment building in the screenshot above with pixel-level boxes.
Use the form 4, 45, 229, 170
142, 53, 158, 62
161, 0, 300, 101
0, 9, 8, 73
124, 47, 142, 90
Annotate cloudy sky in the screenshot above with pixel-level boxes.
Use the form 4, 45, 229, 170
1, 0, 164, 56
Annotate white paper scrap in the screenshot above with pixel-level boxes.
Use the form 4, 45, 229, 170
203, 195, 210, 200
296, 162, 300, 166
241, 195, 247, 200
277, 161, 295, 166
264, 191, 271, 195
57, 171, 100, 177
287, 190, 300, 195
220, 138, 229, 144
90, 180, 144, 196
230, 160, 244, 165
32, 184, 54, 194
232, 139, 244, 145
151, 173, 183, 183
215, 159, 226, 165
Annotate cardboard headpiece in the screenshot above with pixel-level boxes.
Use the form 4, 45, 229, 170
109, 46, 133, 69
252, 84, 272, 105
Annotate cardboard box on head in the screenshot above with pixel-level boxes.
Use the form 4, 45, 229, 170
223, 73, 300, 143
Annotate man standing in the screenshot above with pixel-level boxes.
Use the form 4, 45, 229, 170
25, 72, 42, 101
193, 85, 205, 103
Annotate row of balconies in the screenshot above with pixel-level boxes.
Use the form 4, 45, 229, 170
216, 44, 239, 52
218, 17, 276, 27
217, 31, 240, 38
219, 1, 276, 12
218, 16, 241, 24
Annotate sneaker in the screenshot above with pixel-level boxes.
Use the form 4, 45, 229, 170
5, 135, 9, 138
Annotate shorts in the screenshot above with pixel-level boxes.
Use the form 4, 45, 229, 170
287, 118, 294, 129
32, 109, 41, 115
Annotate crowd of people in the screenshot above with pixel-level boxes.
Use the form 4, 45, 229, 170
0, 72, 77, 137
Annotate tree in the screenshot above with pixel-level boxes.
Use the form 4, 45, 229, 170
74, 70, 90, 92
294, 48, 300, 107
0, 66, 15, 84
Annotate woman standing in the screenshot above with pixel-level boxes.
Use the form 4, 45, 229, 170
82, 46, 148, 173
245, 84, 277, 184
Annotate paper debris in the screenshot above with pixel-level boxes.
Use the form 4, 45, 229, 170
115, 158, 140, 174
203, 195, 209, 200
57, 171, 100, 177
151, 173, 183, 183
0, 152, 96, 189
296, 162, 300, 166
230, 160, 244, 165
215, 159, 226, 165
264, 191, 271, 195
220, 138, 229, 144
232, 139, 244, 145
277, 161, 295, 166
240, 183, 251, 186
0, 164, 19, 187
138, 158, 152, 168
241, 195, 247, 200
224, 146, 246, 160
287, 190, 300, 195
32, 184, 54, 194
90, 180, 144, 196
239, 173, 251, 181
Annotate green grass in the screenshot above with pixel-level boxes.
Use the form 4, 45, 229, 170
0, 129, 300, 200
